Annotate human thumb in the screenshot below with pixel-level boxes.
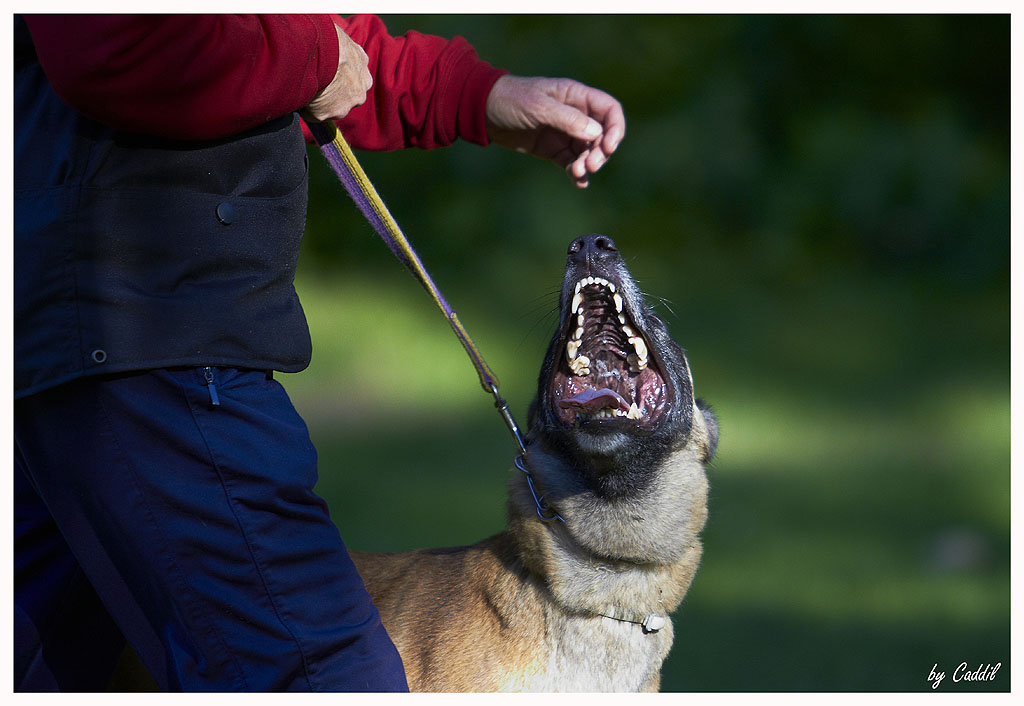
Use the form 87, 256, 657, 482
544, 99, 603, 141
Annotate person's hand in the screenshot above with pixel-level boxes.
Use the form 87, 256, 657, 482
485, 75, 625, 188
302, 23, 373, 123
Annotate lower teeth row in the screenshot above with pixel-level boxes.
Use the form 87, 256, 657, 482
585, 403, 642, 420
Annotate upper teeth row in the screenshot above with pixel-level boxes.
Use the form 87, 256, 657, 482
571, 277, 623, 318
574, 276, 616, 294
566, 277, 648, 374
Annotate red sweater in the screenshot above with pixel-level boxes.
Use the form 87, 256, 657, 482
23, 14, 507, 150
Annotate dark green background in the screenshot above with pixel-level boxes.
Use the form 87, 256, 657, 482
285, 15, 1009, 692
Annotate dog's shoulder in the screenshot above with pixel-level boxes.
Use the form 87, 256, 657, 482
350, 534, 550, 691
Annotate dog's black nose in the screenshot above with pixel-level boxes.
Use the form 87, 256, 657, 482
568, 234, 618, 257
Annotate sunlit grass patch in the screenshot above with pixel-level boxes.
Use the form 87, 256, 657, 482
284, 269, 545, 425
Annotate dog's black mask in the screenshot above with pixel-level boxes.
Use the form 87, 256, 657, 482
527, 234, 716, 499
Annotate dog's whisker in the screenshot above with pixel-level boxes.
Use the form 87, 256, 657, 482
646, 294, 678, 321
516, 294, 559, 319
514, 307, 561, 353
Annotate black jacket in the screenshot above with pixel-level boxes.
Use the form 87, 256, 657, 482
14, 17, 313, 398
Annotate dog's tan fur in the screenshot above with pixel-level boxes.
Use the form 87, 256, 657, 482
350, 403, 713, 692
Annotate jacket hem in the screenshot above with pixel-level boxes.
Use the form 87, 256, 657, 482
15, 357, 311, 401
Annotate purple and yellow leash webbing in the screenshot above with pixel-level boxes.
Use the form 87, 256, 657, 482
308, 120, 563, 523
307, 122, 496, 392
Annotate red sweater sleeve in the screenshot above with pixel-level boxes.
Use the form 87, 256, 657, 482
24, 14, 340, 140
24, 13, 507, 149
325, 14, 508, 150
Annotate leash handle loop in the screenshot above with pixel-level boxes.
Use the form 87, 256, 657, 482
308, 120, 500, 394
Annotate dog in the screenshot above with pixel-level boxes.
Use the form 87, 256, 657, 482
350, 233, 718, 692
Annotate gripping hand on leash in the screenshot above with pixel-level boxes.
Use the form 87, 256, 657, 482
302, 22, 373, 124
485, 75, 626, 188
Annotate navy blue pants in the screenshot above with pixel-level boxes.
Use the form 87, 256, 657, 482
14, 367, 408, 691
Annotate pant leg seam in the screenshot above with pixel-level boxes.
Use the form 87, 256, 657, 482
180, 374, 318, 691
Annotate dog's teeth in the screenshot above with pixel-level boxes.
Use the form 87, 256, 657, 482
583, 406, 628, 420
577, 312, 585, 327
618, 314, 627, 324
622, 324, 636, 338
629, 336, 648, 361
569, 354, 591, 376
571, 291, 583, 314
613, 293, 623, 313
566, 339, 580, 361
627, 353, 649, 373
575, 326, 584, 340
577, 277, 618, 289
576, 276, 617, 293
627, 402, 641, 420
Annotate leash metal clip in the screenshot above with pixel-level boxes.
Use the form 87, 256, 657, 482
494, 383, 565, 524
514, 452, 565, 524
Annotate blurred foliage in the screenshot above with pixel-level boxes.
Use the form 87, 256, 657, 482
285, 15, 1008, 692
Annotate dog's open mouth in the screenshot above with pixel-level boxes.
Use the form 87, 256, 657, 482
551, 275, 670, 429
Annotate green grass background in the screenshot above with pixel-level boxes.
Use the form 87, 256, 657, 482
281, 15, 1009, 692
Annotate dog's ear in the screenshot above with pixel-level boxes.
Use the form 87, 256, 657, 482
694, 398, 718, 463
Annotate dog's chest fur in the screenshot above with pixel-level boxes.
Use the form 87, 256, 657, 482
496, 605, 673, 692
351, 438, 708, 692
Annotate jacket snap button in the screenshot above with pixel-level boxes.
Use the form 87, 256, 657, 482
91, 349, 107, 364
216, 201, 235, 225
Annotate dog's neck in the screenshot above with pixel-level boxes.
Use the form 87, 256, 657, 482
506, 440, 708, 624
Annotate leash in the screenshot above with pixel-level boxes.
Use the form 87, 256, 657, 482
308, 120, 564, 524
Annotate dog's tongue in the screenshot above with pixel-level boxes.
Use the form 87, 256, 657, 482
557, 388, 631, 413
